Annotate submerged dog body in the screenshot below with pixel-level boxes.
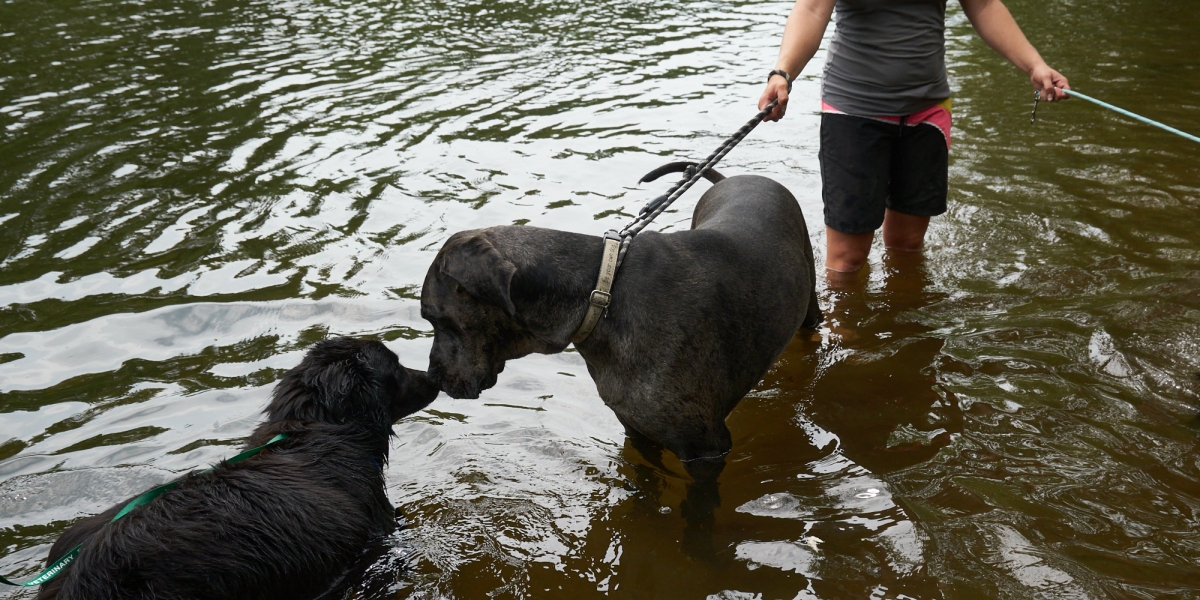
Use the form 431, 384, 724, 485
421, 173, 820, 469
38, 338, 439, 600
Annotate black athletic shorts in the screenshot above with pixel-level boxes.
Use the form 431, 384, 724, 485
818, 113, 948, 235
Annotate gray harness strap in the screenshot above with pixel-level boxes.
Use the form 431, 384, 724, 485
571, 232, 622, 344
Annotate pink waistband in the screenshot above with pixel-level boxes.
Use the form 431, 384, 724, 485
821, 100, 951, 148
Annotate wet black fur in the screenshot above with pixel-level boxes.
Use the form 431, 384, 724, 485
36, 337, 439, 600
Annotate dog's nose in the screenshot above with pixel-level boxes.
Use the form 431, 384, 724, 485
444, 379, 481, 400
448, 383, 481, 400
425, 362, 476, 399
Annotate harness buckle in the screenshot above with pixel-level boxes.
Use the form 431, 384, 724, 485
589, 290, 612, 308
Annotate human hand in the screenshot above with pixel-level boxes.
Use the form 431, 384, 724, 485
1030, 64, 1069, 102
759, 73, 790, 122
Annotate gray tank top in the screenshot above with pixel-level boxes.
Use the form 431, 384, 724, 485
820, 0, 950, 116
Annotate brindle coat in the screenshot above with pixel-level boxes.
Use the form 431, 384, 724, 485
421, 172, 820, 477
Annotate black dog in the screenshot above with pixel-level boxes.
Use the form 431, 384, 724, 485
421, 164, 820, 480
36, 337, 439, 600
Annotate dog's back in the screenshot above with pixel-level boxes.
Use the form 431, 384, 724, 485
36, 338, 439, 600
691, 175, 808, 244
41, 426, 392, 600
690, 174, 821, 330
619, 174, 818, 343
583, 174, 820, 462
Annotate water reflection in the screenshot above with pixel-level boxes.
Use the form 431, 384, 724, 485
808, 251, 958, 474
720, 252, 952, 598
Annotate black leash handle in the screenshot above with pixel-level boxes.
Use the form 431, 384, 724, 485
620, 99, 778, 239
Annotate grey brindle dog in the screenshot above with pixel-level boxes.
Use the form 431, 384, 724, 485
420, 164, 821, 481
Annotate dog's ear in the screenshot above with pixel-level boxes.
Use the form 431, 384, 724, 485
300, 354, 370, 416
439, 232, 517, 316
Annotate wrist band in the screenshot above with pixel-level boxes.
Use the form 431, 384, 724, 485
767, 69, 792, 92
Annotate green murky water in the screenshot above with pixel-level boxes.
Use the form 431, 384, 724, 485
1, 0, 1198, 597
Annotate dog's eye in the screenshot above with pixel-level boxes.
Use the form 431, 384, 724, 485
454, 283, 466, 295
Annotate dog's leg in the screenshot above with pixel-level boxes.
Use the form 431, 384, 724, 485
680, 456, 725, 563
617, 415, 668, 472
800, 225, 824, 330
802, 285, 823, 330
615, 414, 679, 513
619, 403, 733, 480
666, 423, 731, 562
616, 407, 730, 561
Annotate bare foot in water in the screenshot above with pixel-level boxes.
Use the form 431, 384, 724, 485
824, 267, 869, 344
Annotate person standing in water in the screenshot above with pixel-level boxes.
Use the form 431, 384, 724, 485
759, 0, 1069, 276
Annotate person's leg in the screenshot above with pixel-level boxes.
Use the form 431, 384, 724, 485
822, 249, 870, 343
818, 113, 893, 343
886, 121, 948, 253
825, 226, 874, 272
881, 209, 930, 251
819, 113, 892, 274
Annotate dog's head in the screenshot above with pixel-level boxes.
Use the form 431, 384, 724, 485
420, 230, 541, 399
265, 337, 440, 431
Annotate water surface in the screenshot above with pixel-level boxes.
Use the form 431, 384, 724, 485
2, 0, 1199, 598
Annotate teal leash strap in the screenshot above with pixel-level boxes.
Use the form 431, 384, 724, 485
1062, 88, 1200, 144
0, 547, 79, 587
110, 481, 180, 521
0, 433, 289, 587
215, 433, 289, 466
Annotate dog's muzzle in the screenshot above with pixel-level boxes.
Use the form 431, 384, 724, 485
428, 361, 499, 400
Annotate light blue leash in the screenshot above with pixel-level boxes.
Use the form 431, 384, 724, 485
1040, 87, 1200, 145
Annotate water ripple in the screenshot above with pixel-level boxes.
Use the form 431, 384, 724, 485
3, 0, 1200, 597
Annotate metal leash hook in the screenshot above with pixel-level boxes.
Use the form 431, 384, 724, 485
1030, 89, 1040, 124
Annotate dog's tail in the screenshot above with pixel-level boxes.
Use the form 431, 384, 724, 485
638, 161, 725, 185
